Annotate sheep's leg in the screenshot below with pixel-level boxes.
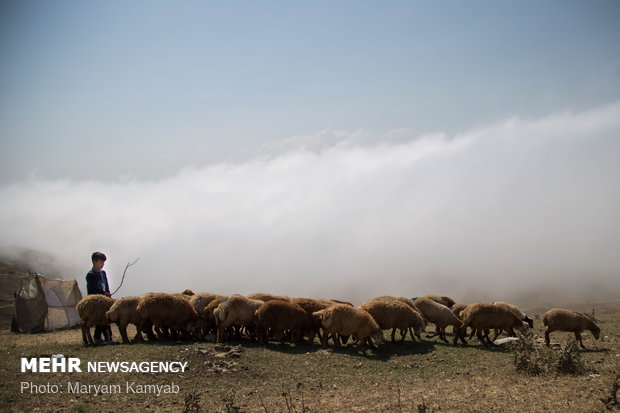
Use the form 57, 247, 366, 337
320, 332, 329, 347
491, 328, 501, 341
544, 328, 551, 347
339, 335, 350, 345
439, 327, 448, 343
476, 329, 489, 347
575, 331, 585, 349
118, 323, 131, 344
141, 321, 157, 341
391, 328, 397, 343
483, 329, 495, 346
133, 327, 144, 342
506, 327, 516, 337
401, 328, 408, 342
82, 323, 92, 345
81, 323, 88, 345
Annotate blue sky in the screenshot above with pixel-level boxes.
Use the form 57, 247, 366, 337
1, 1, 619, 300
1, 1, 619, 182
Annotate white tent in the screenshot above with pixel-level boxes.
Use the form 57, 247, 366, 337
13, 272, 82, 332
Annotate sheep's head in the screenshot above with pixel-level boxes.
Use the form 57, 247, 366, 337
592, 326, 601, 340
524, 316, 534, 329
517, 322, 530, 334
371, 330, 384, 346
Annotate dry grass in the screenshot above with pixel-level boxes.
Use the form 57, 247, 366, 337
1, 311, 618, 412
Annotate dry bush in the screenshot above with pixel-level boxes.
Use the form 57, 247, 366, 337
510, 333, 585, 376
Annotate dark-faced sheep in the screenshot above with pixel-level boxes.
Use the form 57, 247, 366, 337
105, 296, 143, 344
460, 302, 527, 347
136, 293, 199, 341
255, 300, 314, 343
412, 297, 462, 343
313, 304, 383, 349
542, 308, 601, 349
214, 294, 264, 342
361, 298, 425, 343
76, 294, 115, 346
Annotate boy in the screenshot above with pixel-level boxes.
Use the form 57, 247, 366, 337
86, 251, 113, 344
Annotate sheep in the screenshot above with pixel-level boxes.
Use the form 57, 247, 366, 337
213, 294, 264, 342
136, 293, 199, 341
420, 294, 456, 308
291, 297, 336, 342
247, 293, 291, 302
105, 296, 144, 344
460, 302, 528, 347
76, 294, 115, 345
204, 295, 228, 335
451, 303, 469, 345
412, 297, 463, 343
189, 293, 224, 338
491, 301, 534, 340
255, 300, 315, 343
312, 304, 383, 349
542, 308, 601, 349
361, 297, 425, 343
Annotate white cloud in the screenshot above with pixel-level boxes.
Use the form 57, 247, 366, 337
1, 102, 619, 304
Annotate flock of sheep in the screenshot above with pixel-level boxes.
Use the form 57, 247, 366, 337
76, 291, 602, 350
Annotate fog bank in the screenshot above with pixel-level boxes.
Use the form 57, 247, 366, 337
1, 103, 619, 305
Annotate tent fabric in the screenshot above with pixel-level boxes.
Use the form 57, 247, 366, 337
13, 273, 83, 333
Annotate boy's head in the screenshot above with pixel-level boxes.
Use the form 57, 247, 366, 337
91, 251, 107, 270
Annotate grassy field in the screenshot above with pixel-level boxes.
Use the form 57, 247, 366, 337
1, 311, 618, 413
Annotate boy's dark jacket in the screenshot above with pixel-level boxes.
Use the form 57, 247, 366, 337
86, 269, 110, 295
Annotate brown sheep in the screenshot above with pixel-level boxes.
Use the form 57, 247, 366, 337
412, 297, 463, 343
76, 294, 115, 345
291, 297, 336, 342
213, 294, 264, 342
136, 293, 199, 341
312, 304, 383, 349
255, 300, 314, 343
361, 298, 425, 343
189, 293, 224, 338
542, 308, 601, 349
105, 296, 143, 344
491, 301, 534, 340
460, 302, 527, 347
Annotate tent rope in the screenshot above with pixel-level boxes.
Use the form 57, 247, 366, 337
110, 258, 139, 296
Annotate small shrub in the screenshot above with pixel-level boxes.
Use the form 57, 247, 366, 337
555, 338, 585, 375
510, 332, 551, 376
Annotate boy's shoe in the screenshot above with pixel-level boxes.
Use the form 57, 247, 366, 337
102, 339, 115, 345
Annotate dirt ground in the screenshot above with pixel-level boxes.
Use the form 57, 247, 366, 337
1, 311, 618, 413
